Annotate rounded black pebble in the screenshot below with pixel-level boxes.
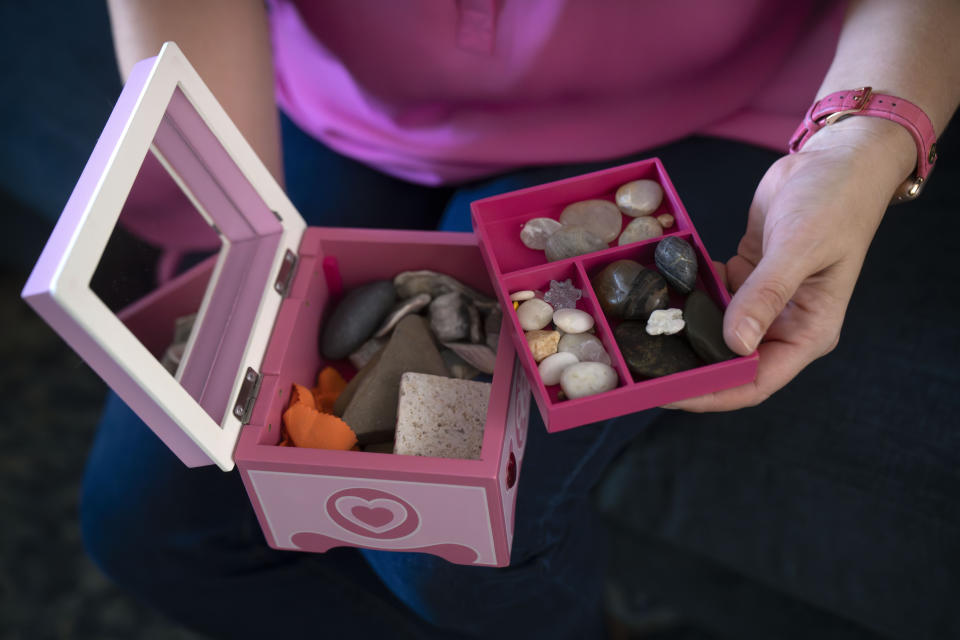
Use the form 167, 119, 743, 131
614, 321, 702, 378
683, 290, 738, 363
320, 280, 396, 360
654, 236, 698, 294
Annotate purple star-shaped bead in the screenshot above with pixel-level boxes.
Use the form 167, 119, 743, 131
543, 278, 582, 310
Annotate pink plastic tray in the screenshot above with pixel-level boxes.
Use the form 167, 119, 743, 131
471, 158, 758, 432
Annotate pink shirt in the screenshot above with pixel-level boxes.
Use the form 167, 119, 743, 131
268, 1, 845, 186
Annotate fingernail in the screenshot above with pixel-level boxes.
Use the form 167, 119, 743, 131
734, 316, 762, 353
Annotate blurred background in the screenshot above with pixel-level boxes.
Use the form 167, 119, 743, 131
0, 3, 202, 638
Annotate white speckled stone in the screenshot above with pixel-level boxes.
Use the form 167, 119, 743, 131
558, 200, 623, 243
618, 216, 663, 245
615, 180, 663, 217
394, 372, 490, 460
520, 217, 563, 250
516, 298, 554, 330
538, 351, 579, 386
560, 362, 618, 399
646, 308, 685, 335
510, 290, 536, 301
553, 308, 594, 334
558, 333, 611, 365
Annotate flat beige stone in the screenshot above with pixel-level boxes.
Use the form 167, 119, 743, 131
394, 373, 491, 460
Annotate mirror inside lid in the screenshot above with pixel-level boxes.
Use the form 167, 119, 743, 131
22, 42, 305, 470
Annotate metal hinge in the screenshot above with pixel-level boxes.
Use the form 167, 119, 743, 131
232, 367, 262, 424
274, 249, 298, 298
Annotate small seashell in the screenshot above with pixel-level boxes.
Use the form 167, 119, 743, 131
374, 293, 432, 338
394, 270, 497, 311
443, 342, 498, 374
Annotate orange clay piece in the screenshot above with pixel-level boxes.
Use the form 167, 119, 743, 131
312, 366, 347, 413
282, 403, 357, 450
289, 383, 316, 411
280, 368, 358, 450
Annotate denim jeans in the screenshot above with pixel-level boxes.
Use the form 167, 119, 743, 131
80, 115, 960, 639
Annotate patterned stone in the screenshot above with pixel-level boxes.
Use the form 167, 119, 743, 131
544, 226, 608, 262
654, 236, 698, 294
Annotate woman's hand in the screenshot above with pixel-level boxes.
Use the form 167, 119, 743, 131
667, 117, 916, 412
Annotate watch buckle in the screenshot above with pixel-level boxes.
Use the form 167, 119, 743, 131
822, 87, 873, 125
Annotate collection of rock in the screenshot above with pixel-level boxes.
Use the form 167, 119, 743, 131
282, 271, 502, 458
592, 236, 737, 379
511, 279, 619, 400
520, 179, 676, 261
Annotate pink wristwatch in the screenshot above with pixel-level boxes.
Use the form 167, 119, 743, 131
788, 87, 938, 202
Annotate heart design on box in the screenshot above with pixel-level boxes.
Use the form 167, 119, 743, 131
326, 488, 420, 539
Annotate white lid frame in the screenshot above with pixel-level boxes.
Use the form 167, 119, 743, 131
22, 43, 306, 470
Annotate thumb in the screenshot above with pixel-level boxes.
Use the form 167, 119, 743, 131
723, 248, 811, 356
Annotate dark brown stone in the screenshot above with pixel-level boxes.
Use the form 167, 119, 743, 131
684, 290, 738, 363
591, 259, 669, 320
614, 321, 701, 378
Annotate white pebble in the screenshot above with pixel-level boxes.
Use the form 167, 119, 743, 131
646, 308, 685, 335
618, 216, 663, 245
520, 217, 563, 250
538, 352, 579, 386
516, 298, 554, 331
553, 308, 594, 334
558, 333, 611, 365
656, 213, 675, 228
560, 362, 618, 399
510, 290, 536, 301
615, 180, 663, 217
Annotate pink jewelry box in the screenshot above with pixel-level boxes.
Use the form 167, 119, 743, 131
471, 160, 759, 432
21, 43, 529, 567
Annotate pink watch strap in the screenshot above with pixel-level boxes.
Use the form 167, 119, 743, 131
788, 87, 939, 201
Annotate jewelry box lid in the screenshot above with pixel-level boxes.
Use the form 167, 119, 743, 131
22, 43, 305, 471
